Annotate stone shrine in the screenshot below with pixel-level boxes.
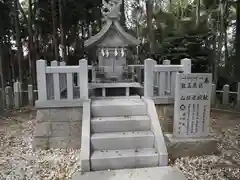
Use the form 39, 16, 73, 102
84, 0, 140, 81
33, 1, 218, 179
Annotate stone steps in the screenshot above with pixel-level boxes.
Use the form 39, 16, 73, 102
90, 148, 158, 171
72, 167, 187, 180
91, 131, 154, 150
91, 99, 147, 117
88, 98, 164, 171
91, 115, 150, 133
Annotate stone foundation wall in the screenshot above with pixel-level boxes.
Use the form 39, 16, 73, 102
155, 104, 174, 133
33, 107, 83, 149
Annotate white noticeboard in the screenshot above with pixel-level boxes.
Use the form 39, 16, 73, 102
173, 73, 212, 138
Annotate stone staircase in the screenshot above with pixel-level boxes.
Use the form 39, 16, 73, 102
87, 98, 167, 171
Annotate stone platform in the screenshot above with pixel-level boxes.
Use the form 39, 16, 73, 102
165, 134, 219, 159
72, 167, 187, 180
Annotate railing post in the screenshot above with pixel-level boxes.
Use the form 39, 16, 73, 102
28, 84, 34, 106
163, 60, 170, 65
5, 86, 13, 109
211, 84, 216, 107
92, 66, 96, 83
59, 61, 67, 92
136, 67, 142, 83
144, 59, 156, 97
181, 58, 191, 74
237, 82, 240, 110
51, 60, 60, 100
79, 59, 88, 99
14, 81, 20, 108
222, 84, 229, 107
37, 60, 47, 101
163, 60, 171, 94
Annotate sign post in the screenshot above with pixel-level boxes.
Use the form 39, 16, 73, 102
173, 73, 212, 138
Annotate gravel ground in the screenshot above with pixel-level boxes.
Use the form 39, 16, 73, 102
171, 112, 240, 180
0, 109, 240, 180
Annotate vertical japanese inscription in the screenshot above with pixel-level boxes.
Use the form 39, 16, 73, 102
186, 104, 191, 135
195, 104, 199, 134
174, 73, 212, 138
202, 105, 207, 133
191, 104, 195, 134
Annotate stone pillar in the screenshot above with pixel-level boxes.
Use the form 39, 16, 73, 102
144, 59, 156, 97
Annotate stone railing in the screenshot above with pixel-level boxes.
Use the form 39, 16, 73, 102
36, 59, 88, 108
35, 58, 191, 107
144, 58, 191, 104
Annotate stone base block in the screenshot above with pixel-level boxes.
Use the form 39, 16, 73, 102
33, 108, 83, 150
33, 136, 81, 149
36, 108, 82, 123
49, 137, 81, 149
165, 134, 219, 159
33, 137, 49, 150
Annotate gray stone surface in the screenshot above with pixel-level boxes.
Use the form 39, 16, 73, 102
36, 108, 82, 122
80, 100, 91, 172
49, 137, 81, 149
33, 107, 83, 149
51, 122, 71, 137
91, 115, 150, 133
174, 73, 212, 138
35, 122, 52, 137
33, 137, 49, 150
165, 133, 219, 158
50, 122, 82, 137
91, 148, 158, 171
72, 167, 187, 180
91, 98, 147, 117
143, 98, 169, 166
91, 131, 154, 150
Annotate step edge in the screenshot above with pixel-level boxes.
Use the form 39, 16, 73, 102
91, 115, 149, 119
91, 117, 150, 122
91, 149, 158, 159
91, 131, 154, 139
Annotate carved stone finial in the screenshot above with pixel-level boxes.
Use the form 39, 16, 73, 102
102, 0, 122, 20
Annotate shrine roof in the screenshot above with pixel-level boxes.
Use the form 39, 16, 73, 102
84, 20, 140, 48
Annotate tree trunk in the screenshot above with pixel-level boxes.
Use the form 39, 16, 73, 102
120, 0, 126, 28
14, 0, 23, 84
59, 0, 67, 62
169, 0, 172, 11
196, 0, 200, 26
224, 25, 229, 72
28, 0, 35, 86
146, 0, 155, 54
0, 43, 5, 108
52, 0, 59, 60
214, 2, 224, 85
33, 0, 40, 60
234, 0, 240, 81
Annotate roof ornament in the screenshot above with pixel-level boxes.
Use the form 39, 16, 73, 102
102, 0, 122, 20
114, 48, 118, 56
101, 48, 105, 57
106, 49, 110, 57
121, 48, 124, 57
